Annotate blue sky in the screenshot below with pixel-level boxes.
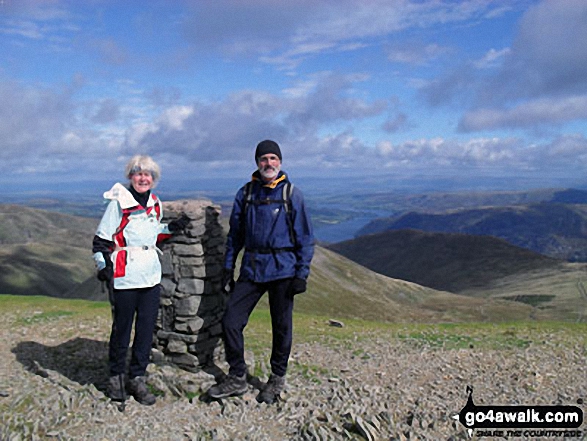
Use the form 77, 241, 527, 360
1, 0, 587, 192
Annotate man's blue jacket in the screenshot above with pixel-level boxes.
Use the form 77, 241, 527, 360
224, 171, 315, 283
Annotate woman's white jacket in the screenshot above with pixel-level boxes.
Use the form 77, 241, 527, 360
93, 183, 171, 290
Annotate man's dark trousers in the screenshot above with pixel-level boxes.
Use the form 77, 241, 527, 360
223, 279, 294, 377
109, 285, 161, 378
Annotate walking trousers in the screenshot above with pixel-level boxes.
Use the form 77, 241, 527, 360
109, 285, 161, 378
222, 279, 294, 377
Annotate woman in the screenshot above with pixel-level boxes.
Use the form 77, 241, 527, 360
92, 155, 188, 405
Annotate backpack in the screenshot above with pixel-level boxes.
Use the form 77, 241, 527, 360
242, 180, 296, 246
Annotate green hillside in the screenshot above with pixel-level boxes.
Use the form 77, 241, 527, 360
298, 246, 535, 322
0, 204, 98, 246
0, 205, 98, 297
329, 229, 560, 292
328, 229, 587, 321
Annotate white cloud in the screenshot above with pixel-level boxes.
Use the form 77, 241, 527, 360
473, 47, 510, 69
182, 0, 508, 70
482, 0, 587, 101
123, 73, 386, 164
459, 95, 587, 131
387, 43, 452, 66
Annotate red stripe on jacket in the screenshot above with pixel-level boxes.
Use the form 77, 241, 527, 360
113, 210, 132, 278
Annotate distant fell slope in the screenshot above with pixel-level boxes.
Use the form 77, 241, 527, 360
0, 204, 98, 297
328, 229, 561, 293
0, 204, 98, 246
357, 202, 587, 261
297, 246, 536, 322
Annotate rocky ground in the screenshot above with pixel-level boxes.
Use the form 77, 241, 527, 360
1, 308, 586, 440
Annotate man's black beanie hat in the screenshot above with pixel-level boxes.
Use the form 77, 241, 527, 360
255, 140, 282, 162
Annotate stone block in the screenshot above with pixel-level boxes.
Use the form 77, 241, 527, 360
169, 353, 199, 368
157, 330, 199, 343
160, 251, 174, 276
166, 339, 188, 354
160, 278, 177, 297
173, 243, 204, 257
176, 295, 202, 315
175, 316, 205, 333
179, 265, 206, 278
178, 278, 205, 295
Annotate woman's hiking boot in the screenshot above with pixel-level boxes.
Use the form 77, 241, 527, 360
107, 374, 127, 401
256, 373, 285, 404
207, 373, 248, 399
128, 376, 156, 406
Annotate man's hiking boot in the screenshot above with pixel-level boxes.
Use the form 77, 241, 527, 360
107, 374, 127, 401
207, 373, 248, 399
256, 373, 285, 404
128, 376, 156, 406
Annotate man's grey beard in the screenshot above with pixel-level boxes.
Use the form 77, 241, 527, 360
259, 164, 281, 180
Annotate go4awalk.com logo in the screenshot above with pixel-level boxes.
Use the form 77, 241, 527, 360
453, 386, 584, 438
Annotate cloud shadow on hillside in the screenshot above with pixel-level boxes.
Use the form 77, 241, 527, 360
12, 337, 110, 392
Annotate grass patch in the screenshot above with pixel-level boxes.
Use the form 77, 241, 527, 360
2, 295, 586, 358
289, 360, 330, 384
17, 310, 75, 326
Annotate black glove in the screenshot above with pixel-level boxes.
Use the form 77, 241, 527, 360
97, 255, 114, 283
222, 268, 235, 293
168, 213, 190, 233
289, 278, 307, 296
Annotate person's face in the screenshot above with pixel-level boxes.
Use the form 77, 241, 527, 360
257, 154, 281, 182
130, 171, 154, 194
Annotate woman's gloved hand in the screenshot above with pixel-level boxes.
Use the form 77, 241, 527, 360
97, 256, 114, 283
168, 213, 190, 233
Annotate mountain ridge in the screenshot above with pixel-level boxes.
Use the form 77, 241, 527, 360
357, 201, 587, 261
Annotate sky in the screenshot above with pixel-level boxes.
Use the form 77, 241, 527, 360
1, 0, 587, 193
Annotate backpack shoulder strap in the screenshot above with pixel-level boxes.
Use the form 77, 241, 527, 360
243, 181, 254, 206
282, 182, 296, 244
282, 182, 294, 214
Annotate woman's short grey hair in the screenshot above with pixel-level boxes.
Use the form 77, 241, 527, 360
125, 155, 161, 186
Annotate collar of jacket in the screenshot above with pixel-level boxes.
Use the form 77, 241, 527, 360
103, 182, 157, 210
251, 170, 288, 189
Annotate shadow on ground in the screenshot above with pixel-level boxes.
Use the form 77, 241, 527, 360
12, 337, 110, 392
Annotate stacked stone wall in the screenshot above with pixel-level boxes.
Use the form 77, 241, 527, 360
154, 199, 227, 372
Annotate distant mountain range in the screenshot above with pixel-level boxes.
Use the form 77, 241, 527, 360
0, 204, 543, 322
357, 189, 587, 261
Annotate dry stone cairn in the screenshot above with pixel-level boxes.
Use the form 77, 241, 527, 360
154, 199, 227, 373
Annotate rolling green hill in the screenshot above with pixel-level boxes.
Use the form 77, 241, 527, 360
0, 205, 98, 297
298, 246, 536, 322
329, 229, 560, 292
328, 229, 587, 320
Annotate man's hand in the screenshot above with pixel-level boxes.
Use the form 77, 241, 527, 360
289, 278, 306, 296
222, 268, 235, 293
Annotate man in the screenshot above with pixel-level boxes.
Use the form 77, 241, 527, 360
207, 140, 314, 404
